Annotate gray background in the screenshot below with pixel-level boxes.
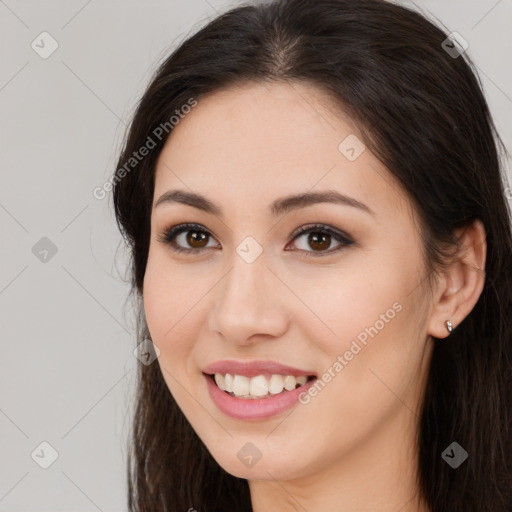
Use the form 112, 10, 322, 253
1, 1, 511, 510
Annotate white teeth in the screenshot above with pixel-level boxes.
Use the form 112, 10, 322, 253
213, 373, 311, 398
268, 374, 284, 395
224, 373, 234, 393
283, 375, 296, 391
249, 375, 269, 397
214, 373, 226, 391
296, 375, 308, 386
232, 375, 250, 396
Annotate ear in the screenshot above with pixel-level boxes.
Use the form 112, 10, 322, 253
427, 219, 487, 339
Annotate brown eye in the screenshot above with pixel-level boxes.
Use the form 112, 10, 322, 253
158, 222, 353, 258
157, 223, 219, 253
288, 224, 354, 258
307, 232, 332, 251
186, 230, 209, 248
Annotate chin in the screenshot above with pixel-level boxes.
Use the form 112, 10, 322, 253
207, 441, 313, 482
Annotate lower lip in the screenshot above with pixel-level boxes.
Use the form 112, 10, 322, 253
203, 373, 317, 421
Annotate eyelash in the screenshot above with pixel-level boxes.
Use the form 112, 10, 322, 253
156, 222, 354, 258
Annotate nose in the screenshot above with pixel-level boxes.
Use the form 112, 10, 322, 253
208, 254, 290, 346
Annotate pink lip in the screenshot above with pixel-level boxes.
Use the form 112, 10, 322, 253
202, 359, 317, 379
203, 373, 317, 420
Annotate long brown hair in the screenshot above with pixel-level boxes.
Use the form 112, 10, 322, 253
112, 1, 512, 510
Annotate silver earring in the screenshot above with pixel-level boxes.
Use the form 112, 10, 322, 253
445, 320, 453, 334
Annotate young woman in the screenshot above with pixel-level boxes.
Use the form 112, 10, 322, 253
112, 0, 512, 510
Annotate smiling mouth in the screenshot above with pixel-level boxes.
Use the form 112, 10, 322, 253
206, 372, 317, 399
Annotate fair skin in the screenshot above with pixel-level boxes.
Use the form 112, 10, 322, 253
142, 81, 486, 512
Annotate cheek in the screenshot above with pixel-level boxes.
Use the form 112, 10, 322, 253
142, 262, 201, 410
294, 250, 426, 398
306, 273, 427, 424
142, 255, 199, 359
286, 259, 412, 352
143, 245, 207, 334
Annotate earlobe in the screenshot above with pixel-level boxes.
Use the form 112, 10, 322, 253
427, 219, 487, 339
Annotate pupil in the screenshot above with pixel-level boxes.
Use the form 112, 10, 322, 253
309, 232, 330, 251
187, 231, 207, 248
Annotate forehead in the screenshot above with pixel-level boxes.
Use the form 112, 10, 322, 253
153, 81, 412, 222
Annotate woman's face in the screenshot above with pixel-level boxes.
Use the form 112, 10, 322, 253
143, 81, 435, 482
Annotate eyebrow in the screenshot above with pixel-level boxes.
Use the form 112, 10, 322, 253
154, 189, 374, 217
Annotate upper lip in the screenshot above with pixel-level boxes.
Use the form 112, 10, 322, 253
202, 360, 317, 378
